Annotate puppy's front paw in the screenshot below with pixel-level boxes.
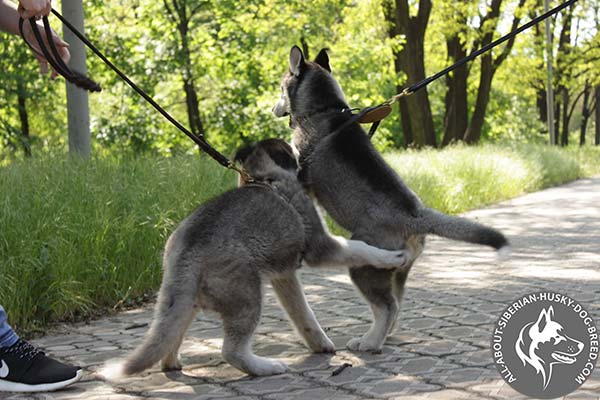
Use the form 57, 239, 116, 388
160, 357, 182, 372
346, 337, 383, 354
247, 358, 289, 376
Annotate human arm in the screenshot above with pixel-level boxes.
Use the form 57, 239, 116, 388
0, 0, 21, 34
0, 0, 70, 78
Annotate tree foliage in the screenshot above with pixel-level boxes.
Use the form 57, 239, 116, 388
0, 0, 598, 160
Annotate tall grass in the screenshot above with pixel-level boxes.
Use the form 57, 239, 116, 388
385, 144, 599, 214
0, 144, 598, 333
0, 155, 236, 333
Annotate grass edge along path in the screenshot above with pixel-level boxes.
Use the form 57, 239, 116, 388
0, 144, 598, 334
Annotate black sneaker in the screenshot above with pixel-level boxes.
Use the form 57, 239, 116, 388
0, 339, 82, 393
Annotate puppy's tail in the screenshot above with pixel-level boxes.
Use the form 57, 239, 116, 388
100, 282, 196, 380
419, 208, 509, 253
100, 236, 197, 380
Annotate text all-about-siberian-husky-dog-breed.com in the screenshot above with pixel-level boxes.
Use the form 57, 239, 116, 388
273, 46, 510, 353
101, 139, 411, 379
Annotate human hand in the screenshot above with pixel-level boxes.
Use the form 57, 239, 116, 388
18, 0, 51, 19
22, 19, 70, 78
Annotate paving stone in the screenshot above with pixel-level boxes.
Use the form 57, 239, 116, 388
417, 388, 488, 399
264, 387, 360, 400
227, 374, 313, 395
401, 339, 478, 357
142, 383, 236, 399
344, 375, 442, 398
305, 365, 390, 386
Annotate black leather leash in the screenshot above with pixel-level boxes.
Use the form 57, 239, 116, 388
19, 9, 253, 182
357, 0, 579, 138
19, 16, 101, 91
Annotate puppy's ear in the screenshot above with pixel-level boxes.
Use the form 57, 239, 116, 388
314, 48, 331, 72
261, 139, 298, 171
289, 45, 306, 77
234, 143, 255, 165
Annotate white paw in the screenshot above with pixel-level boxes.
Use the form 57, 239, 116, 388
309, 336, 336, 353
376, 249, 410, 269
160, 359, 182, 372
346, 337, 383, 353
246, 357, 289, 376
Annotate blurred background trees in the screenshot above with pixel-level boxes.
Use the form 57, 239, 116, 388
0, 0, 598, 162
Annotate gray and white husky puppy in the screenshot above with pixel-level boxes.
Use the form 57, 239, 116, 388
101, 139, 409, 379
273, 46, 510, 353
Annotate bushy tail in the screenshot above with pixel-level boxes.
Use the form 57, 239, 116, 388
99, 289, 194, 380
100, 232, 198, 380
419, 208, 509, 250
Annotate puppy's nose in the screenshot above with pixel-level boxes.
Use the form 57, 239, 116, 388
578, 342, 584, 351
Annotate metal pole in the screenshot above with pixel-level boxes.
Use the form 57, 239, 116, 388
544, 0, 556, 145
62, 0, 91, 157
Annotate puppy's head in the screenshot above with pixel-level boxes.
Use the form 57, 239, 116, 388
234, 139, 298, 186
273, 46, 347, 119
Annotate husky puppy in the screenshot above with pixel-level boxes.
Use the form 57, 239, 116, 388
273, 46, 510, 352
101, 139, 409, 379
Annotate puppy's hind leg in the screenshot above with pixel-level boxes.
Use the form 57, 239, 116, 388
389, 236, 423, 334
220, 272, 288, 376
271, 271, 335, 353
160, 302, 199, 371
387, 267, 411, 335
347, 266, 397, 353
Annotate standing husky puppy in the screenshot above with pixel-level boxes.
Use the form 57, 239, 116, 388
273, 46, 510, 352
102, 139, 409, 379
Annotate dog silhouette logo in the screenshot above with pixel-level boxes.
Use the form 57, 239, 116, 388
515, 306, 584, 389
492, 292, 598, 398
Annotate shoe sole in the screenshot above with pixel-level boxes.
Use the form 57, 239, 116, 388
0, 369, 83, 393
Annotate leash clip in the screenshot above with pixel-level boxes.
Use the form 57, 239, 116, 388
228, 162, 255, 183
386, 88, 413, 105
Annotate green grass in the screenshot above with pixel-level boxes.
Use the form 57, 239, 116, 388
385, 144, 600, 214
1, 144, 598, 334
0, 155, 236, 334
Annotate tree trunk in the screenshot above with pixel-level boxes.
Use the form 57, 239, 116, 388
464, 54, 494, 144
560, 87, 569, 146
580, 82, 590, 146
179, 24, 205, 138
16, 80, 31, 157
300, 36, 310, 60
383, 0, 436, 148
62, 0, 91, 157
554, 101, 561, 145
533, 20, 547, 122
390, 40, 413, 146
164, 0, 206, 140
463, 0, 525, 144
556, 8, 572, 147
595, 85, 600, 145
537, 88, 547, 123
398, 97, 413, 147
442, 34, 468, 146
